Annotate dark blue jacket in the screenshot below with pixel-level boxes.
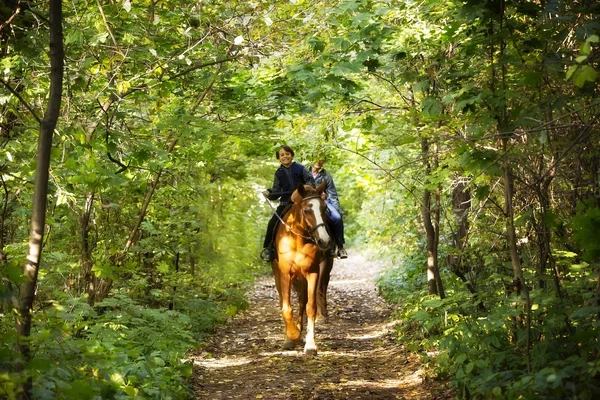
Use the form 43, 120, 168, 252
267, 162, 315, 206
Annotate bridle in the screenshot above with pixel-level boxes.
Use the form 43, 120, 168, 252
299, 195, 328, 238
265, 194, 327, 242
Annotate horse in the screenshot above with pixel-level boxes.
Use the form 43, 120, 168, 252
271, 180, 332, 355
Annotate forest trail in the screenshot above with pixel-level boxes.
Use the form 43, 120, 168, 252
190, 250, 453, 399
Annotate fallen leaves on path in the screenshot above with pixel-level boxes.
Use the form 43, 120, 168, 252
190, 250, 453, 399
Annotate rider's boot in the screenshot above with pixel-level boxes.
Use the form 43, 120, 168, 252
260, 246, 275, 262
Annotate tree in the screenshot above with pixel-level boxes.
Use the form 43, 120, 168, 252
12, 1, 63, 397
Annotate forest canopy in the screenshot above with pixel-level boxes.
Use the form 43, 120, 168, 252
1, 0, 599, 398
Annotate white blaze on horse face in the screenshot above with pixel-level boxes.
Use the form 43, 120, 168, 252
307, 197, 330, 244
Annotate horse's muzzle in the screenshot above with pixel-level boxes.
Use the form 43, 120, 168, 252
309, 223, 331, 250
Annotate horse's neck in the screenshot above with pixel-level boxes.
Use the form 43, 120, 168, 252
285, 205, 306, 230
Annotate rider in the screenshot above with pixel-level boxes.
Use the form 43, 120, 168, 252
261, 145, 315, 262
311, 157, 348, 259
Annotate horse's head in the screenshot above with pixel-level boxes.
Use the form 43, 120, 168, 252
292, 181, 331, 250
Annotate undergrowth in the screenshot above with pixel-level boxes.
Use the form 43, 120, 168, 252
0, 272, 254, 399
377, 253, 600, 399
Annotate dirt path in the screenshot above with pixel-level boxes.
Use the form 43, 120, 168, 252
190, 250, 453, 399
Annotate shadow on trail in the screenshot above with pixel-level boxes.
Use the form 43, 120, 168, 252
190, 250, 452, 399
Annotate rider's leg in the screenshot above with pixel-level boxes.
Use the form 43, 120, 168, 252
327, 203, 347, 259
261, 205, 286, 262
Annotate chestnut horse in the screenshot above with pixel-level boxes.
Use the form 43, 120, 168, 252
271, 181, 332, 355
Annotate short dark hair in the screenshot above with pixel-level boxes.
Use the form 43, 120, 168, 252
276, 145, 295, 159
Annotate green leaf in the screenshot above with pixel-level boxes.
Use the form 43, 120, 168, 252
92, 263, 114, 279
575, 66, 598, 87
514, 211, 531, 227
64, 380, 95, 400
465, 361, 475, 374
475, 185, 490, 200
180, 363, 193, 378
570, 306, 600, 320
566, 65, 579, 80
413, 80, 430, 93
123, 386, 138, 397
157, 261, 170, 273
580, 41, 591, 56
422, 97, 442, 116
307, 37, 325, 54
331, 61, 362, 75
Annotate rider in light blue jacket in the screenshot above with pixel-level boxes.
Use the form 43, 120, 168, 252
311, 158, 348, 259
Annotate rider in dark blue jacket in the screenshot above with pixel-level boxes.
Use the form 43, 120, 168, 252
261, 145, 315, 262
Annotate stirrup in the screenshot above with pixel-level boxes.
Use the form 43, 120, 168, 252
338, 247, 348, 259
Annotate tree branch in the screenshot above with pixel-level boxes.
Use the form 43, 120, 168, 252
168, 57, 236, 81
0, 80, 42, 124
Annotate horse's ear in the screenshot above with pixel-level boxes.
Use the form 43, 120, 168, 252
317, 180, 327, 194
297, 183, 307, 197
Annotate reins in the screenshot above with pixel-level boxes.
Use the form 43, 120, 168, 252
264, 195, 323, 241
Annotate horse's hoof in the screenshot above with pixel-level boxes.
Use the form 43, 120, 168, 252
304, 347, 318, 356
283, 340, 303, 350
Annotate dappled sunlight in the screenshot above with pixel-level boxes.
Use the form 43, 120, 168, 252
259, 350, 309, 357
193, 356, 253, 369
343, 325, 390, 340
330, 277, 370, 285
337, 373, 423, 390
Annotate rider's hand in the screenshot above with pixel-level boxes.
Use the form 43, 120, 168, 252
263, 190, 270, 198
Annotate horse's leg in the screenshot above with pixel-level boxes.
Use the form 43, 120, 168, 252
280, 273, 302, 349
303, 271, 319, 355
293, 277, 307, 334
271, 260, 283, 308
317, 257, 334, 322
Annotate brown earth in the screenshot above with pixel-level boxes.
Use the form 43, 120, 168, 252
190, 250, 454, 399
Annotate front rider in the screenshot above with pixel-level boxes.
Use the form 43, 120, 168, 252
261, 145, 315, 262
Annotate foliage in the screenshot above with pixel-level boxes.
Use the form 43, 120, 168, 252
2, 295, 192, 399
379, 249, 600, 399
1, 0, 600, 397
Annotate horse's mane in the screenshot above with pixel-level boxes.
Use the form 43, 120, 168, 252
290, 181, 327, 203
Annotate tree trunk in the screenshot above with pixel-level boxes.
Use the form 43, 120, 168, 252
432, 142, 445, 299
422, 138, 444, 298
80, 191, 97, 303
502, 140, 524, 295
14, 1, 63, 397
448, 181, 480, 293
169, 252, 180, 311
423, 187, 437, 295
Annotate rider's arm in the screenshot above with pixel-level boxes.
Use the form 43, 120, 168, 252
324, 171, 339, 204
265, 174, 282, 200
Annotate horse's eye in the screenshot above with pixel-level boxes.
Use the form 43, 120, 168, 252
303, 207, 313, 213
